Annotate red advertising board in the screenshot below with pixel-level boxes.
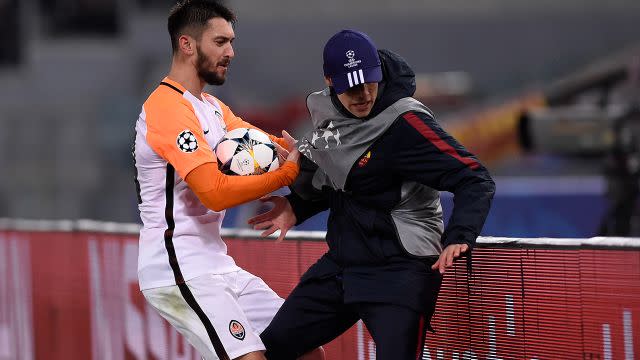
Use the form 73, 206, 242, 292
0, 224, 638, 360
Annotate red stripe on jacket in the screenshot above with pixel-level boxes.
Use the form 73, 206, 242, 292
403, 112, 480, 170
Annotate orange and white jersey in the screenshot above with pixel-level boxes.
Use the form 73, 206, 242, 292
134, 77, 242, 290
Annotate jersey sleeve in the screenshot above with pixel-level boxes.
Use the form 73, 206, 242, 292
215, 97, 289, 149
145, 96, 216, 180
186, 161, 299, 212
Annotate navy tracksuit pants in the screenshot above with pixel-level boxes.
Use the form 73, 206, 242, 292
261, 274, 434, 360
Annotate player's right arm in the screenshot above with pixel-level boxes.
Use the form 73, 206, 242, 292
145, 94, 299, 212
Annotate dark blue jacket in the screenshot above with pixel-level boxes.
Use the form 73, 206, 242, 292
287, 50, 495, 313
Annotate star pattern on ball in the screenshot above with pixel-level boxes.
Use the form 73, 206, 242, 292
213, 128, 279, 175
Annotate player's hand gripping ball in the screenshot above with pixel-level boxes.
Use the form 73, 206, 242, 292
214, 128, 279, 175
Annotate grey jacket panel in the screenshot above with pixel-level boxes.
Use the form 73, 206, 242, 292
300, 90, 432, 191
391, 181, 444, 257
302, 89, 444, 256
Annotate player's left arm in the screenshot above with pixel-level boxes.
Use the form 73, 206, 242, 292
392, 111, 496, 250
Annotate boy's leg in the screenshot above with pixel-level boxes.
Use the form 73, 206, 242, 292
260, 275, 359, 360
357, 303, 426, 360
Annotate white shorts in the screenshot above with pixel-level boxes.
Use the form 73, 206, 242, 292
143, 270, 284, 360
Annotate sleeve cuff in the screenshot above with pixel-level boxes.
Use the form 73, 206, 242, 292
442, 232, 476, 250
285, 192, 307, 226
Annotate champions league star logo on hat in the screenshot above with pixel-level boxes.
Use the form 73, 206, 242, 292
344, 50, 360, 69
323, 29, 383, 94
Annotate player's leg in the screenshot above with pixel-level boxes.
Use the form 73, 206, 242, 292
234, 269, 284, 335
235, 269, 327, 360
357, 302, 427, 360
143, 273, 268, 360
144, 284, 222, 359
260, 275, 359, 360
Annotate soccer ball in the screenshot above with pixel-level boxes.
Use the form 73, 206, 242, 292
214, 128, 280, 176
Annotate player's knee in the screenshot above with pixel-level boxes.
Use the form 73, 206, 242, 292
298, 346, 325, 360
233, 350, 266, 360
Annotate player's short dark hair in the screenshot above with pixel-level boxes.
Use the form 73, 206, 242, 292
168, 0, 236, 53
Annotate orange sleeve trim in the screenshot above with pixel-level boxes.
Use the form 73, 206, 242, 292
144, 87, 216, 180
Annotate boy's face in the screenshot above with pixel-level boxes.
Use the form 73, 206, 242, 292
327, 78, 379, 118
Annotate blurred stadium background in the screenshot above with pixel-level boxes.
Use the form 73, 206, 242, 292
1, 1, 640, 359
0, 0, 639, 237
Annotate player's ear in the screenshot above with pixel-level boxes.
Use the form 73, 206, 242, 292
324, 76, 332, 87
178, 35, 195, 56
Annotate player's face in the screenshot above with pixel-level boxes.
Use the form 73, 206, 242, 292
336, 82, 378, 118
195, 17, 235, 86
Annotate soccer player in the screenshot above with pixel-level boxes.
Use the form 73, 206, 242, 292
250, 30, 496, 359
132, 1, 322, 359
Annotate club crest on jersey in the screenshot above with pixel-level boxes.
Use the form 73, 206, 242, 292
358, 151, 371, 167
177, 130, 198, 153
229, 320, 245, 340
